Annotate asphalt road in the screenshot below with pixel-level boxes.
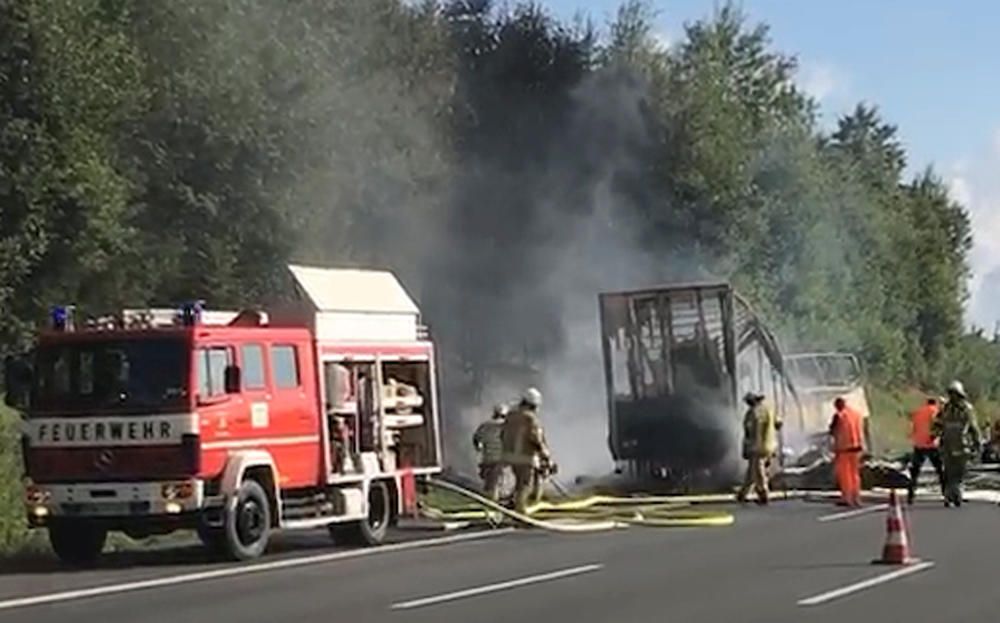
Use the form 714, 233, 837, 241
0, 498, 997, 623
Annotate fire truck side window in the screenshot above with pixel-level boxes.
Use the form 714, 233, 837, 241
198, 347, 232, 397
48, 349, 71, 396
271, 345, 300, 389
241, 344, 266, 390
79, 351, 95, 395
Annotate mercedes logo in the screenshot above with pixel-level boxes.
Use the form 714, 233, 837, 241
94, 449, 115, 471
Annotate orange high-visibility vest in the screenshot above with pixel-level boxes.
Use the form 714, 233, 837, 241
910, 404, 938, 449
832, 407, 863, 452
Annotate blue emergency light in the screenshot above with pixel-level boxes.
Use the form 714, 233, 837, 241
50, 305, 75, 331
180, 300, 206, 327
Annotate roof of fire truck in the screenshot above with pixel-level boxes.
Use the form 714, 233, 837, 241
39, 265, 426, 343
287, 264, 418, 315
285, 264, 422, 342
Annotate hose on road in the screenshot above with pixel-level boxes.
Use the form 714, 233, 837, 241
423, 477, 735, 533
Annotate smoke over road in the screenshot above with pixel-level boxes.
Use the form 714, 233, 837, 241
426, 65, 694, 479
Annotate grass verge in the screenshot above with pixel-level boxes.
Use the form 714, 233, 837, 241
867, 384, 1000, 456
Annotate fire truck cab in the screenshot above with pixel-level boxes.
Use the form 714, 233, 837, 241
4, 264, 443, 564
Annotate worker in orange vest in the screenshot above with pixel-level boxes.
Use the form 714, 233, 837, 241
829, 397, 864, 507
907, 397, 943, 505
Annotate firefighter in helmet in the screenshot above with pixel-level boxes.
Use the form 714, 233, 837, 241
737, 392, 781, 505
502, 387, 552, 514
473, 403, 509, 501
932, 380, 981, 507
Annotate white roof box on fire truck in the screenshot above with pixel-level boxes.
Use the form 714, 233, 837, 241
280, 264, 422, 342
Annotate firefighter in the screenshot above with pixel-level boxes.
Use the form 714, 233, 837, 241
932, 381, 981, 508
736, 392, 782, 505
829, 397, 864, 507
907, 397, 944, 505
473, 403, 509, 501
502, 387, 552, 514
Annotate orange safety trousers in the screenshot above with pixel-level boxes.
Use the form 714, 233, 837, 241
834, 450, 862, 506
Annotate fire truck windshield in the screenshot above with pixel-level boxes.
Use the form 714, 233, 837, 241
31, 338, 189, 414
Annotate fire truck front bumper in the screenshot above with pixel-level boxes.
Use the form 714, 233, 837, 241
25, 480, 205, 526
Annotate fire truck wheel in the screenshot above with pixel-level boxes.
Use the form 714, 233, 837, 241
223, 479, 272, 561
329, 480, 390, 546
196, 522, 226, 554
359, 480, 391, 544
48, 520, 107, 566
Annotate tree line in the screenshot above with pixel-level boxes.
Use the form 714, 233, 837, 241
2, 0, 998, 405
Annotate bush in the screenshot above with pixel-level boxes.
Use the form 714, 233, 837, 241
0, 403, 29, 554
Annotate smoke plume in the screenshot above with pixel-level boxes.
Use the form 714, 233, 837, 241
429, 64, 723, 480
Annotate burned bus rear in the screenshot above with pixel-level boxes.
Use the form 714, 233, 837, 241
598, 282, 801, 488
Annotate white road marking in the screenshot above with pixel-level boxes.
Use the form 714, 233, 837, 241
797, 561, 935, 606
391, 563, 604, 610
0, 529, 514, 612
818, 504, 888, 522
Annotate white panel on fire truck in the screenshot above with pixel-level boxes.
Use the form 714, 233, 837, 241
251, 402, 269, 428
288, 264, 418, 315
288, 264, 421, 342
315, 312, 417, 342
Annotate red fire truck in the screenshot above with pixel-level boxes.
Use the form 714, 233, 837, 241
3, 264, 443, 564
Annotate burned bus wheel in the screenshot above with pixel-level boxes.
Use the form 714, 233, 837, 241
223, 479, 271, 561
48, 520, 107, 567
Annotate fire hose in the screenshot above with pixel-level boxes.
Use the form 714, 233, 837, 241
423, 477, 736, 532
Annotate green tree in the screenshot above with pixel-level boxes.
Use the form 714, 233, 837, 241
1, 0, 146, 351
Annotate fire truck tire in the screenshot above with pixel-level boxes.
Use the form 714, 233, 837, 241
329, 480, 390, 546
48, 520, 107, 566
196, 522, 226, 554
223, 479, 272, 561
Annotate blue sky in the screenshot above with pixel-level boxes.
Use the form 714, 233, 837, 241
542, 0, 1000, 328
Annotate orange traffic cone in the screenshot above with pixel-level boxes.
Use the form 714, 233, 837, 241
873, 489, 918, 565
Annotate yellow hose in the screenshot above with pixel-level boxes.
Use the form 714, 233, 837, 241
425, 478, 623, 532
424, 478, 735, 532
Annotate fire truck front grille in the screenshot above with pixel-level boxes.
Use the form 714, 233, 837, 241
27, 445, 195, 483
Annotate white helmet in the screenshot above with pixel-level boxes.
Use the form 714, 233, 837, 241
493, 403, 509, 417
521, 387, 542, 408
948, 380, 966, 397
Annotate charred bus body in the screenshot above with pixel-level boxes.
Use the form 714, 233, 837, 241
599, 281, 801, 490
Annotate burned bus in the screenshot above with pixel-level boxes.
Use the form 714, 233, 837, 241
783, 352, 871, 446
598, 281, 801, 489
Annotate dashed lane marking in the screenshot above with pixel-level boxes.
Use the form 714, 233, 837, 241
797, 561, 935, 606
0, 529, 515, 612
818, 504, 888, 522
391, 563, 604, 610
